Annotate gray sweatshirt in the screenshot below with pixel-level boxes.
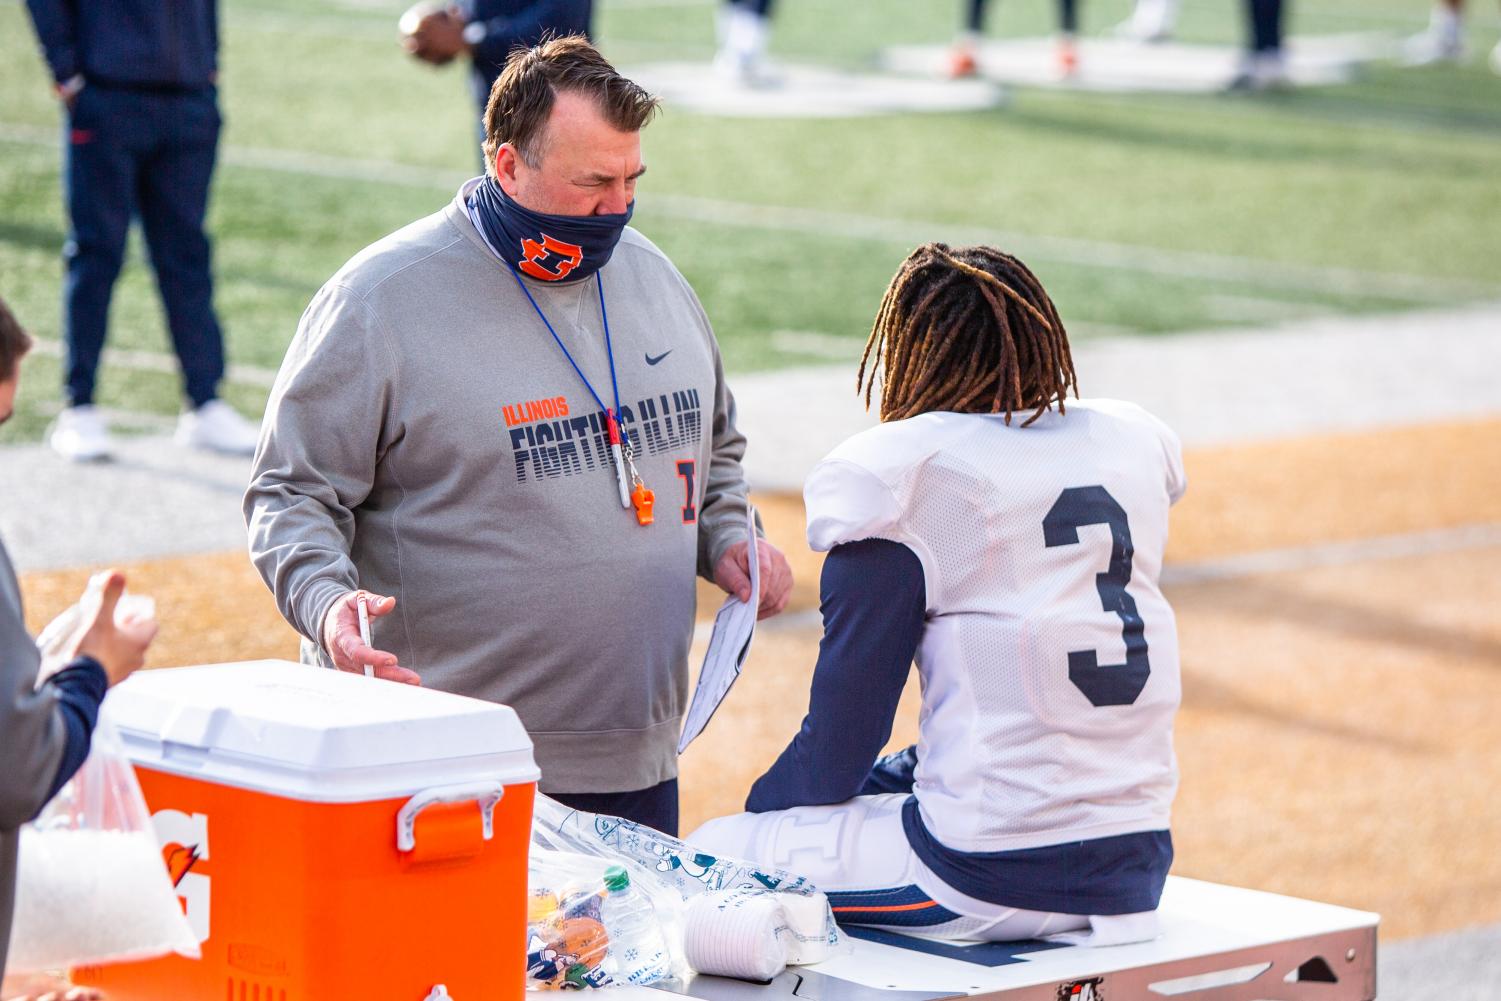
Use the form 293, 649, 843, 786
245, 184, 752, 794
0, 541, 65, 978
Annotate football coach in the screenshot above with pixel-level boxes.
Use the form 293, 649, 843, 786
246, 37, 792, 836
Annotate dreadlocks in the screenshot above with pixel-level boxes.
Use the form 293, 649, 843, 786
857, 243, 1078, 426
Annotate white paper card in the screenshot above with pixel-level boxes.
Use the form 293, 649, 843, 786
678, 505, 759, 753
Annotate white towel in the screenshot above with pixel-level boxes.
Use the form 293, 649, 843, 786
776, 892, 837, 965
684, 892, 787, 981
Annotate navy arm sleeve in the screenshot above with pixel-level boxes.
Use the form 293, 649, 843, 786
43, 657, 109, 802
23, 0, 80, 84
745, 539, 926, 813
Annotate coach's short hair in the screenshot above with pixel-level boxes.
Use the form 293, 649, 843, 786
482, 35, 659, 173
0, 296, 33, 382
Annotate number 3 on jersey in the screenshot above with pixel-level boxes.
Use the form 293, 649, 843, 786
1043, 486, 1151, 707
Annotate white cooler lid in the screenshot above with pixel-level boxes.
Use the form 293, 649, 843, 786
108, 660, 541, 803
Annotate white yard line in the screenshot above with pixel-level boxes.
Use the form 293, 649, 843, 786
3, 122, 1494, 303
641, 192, 1495, 303
26, 336, 282, 390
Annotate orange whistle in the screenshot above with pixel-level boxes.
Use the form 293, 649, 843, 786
631, 483, 655, 526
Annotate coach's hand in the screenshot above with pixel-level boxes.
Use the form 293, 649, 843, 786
714, 538, 793, 620
321, 590, 420, 685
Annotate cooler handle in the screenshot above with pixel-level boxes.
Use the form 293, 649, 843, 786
396, 781, 505, 853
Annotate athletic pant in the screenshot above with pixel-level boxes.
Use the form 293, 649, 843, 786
1247, 0, 1284, 52
691, 794, 1091, 942
727, 0, 775, 17
551, 778, 679, 837
965, 0, 1078, 35
62, 84, 225, 408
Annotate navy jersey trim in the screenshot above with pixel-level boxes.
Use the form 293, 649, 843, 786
827, 885, 962, 928
902, 797, 1172, 915
746, 539, 925, 813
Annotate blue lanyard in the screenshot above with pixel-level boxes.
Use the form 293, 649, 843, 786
504, 267, 629, 446
464, 191, 633, 448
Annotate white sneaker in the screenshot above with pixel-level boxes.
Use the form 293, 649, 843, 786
713, 7, 778, 88
1226, 51, 1290, 92
50, 405, 113, 462
175, 399, 260, 455
1114, 0, 1178, 43
1402, 25, 1464, 65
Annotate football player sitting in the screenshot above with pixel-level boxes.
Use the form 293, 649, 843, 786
690, 244, 1186, 945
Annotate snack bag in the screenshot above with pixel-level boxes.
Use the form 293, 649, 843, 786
531, 795, 841, 963
526, 848, 656, 990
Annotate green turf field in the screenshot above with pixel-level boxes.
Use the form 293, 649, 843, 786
2, 0, 1499, 443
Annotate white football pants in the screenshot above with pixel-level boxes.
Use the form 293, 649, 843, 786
689, 794, 1092, 942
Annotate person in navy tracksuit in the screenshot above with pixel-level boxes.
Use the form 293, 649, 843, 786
22, 0, 259, 461
404, 0, 594, 138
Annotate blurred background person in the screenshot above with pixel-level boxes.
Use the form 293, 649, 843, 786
1227, 0, 1287, 90
1405, 0, 1501, 72
1114, 0, 1180, 42
0, 298, 157, 996
21, 0, 260, 463
402, 0, 594, 138
714, 0, 776, 85
948, 0, 1081, 79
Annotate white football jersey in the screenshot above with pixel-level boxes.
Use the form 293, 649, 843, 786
804, 399, 1185, 853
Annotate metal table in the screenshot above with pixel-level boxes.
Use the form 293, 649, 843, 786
629, 877, 1379, 1001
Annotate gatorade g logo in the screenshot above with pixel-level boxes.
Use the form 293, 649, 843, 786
164, 842, 202, 887
518, 233, 583, 281
154, 809, 212, 949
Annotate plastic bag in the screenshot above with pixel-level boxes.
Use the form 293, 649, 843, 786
8, 704, 201, 972
33, 584, 155, 683
525, 848, 676, 989
9, 581, 197, 973
529, 796, 843, 986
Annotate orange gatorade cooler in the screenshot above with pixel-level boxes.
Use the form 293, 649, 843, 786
75, 660, 540, 1001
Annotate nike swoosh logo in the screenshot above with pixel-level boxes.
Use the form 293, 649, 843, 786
645, 350, 672, 366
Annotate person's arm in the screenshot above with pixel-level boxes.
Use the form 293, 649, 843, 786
0, 617, 66, 829
244, 283, 400, 669
695, 339, 753, 580
22, 0, 82, 92
0, 568, 150, 829
745, 539, 926, 813
466, 0, 589, 65
39, 658, 108, 802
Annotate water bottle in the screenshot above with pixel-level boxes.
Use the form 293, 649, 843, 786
599, 865, 671, 984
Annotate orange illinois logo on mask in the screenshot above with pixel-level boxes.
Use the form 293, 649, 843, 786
519, 233, 584, 281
